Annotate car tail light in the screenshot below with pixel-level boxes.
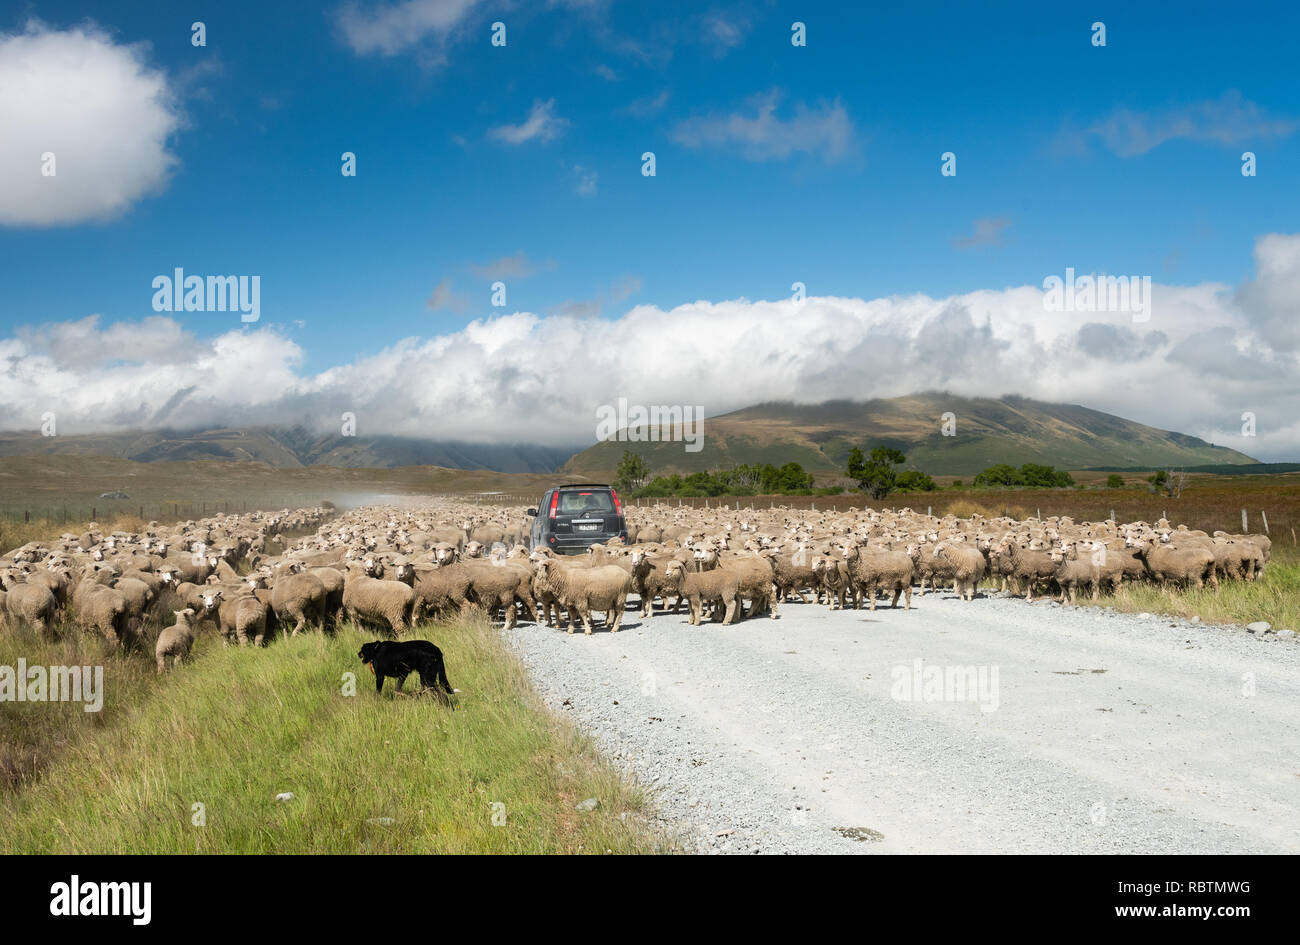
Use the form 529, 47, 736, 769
611, 489, 622, 515
548, 492, 559, 520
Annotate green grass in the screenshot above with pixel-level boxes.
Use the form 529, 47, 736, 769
0, 618, 671, 854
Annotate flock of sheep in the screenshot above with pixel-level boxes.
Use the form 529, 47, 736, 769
0, 499, 1275, 665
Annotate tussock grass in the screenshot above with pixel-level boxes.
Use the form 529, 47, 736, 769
0, 618, 670, 854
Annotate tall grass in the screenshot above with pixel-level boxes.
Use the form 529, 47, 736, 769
0, 619, 671, 854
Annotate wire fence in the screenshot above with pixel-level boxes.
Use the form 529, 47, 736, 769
0, 499, 289, 527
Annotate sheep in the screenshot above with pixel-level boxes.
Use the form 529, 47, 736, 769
533, 559, 630, 634
696, 546, 778, 619
841, 542, 915, 611
933, 541, 987, 602
342, 564, 421, 635
635, 551, 688, 618
155, 609, 198, 673
269, 570, 329, 636
768, 544, 820, 604
210, 590, 269, 646
2, 579, 57, 633
113, 576, 155, 632
997, 540, 1057, 602
23, 568, 70, 610
412, 563, 475, 620
463, 558, 537, 629
1048, 542, 1100, 603
664, 559, 741, 625
1127, 538, 1218, 591
308, 566, 346, 623
72, 580, 129, 645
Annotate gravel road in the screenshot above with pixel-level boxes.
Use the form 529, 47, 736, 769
507, 591, 1300, 854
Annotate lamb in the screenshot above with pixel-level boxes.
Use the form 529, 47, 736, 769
664, 559, 741, 625
155, 609, 199, 673
342, 564, 421, 634
933, 541, 987, 602
533, 559, 630, 634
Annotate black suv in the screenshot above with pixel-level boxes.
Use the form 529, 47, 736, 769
528, 484, 628, 554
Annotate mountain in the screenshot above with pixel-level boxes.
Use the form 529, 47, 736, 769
561, 393, 1257, 478
0, 427, 577, 474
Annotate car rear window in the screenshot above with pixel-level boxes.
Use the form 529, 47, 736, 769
557, 491, 614, 515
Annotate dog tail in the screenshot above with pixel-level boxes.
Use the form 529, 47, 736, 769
438, 658, 456, 696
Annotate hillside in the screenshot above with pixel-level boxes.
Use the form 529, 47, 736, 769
0, 427, 576, 474
562, 393, 1257, 478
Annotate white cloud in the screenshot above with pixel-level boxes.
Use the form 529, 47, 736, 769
4, 234, 1298, 460
1072, 91, 1297, 158
488, 99, 570, 145
337, 0, 482, 60
0, 23, 181, 226
671, 90, 856, 163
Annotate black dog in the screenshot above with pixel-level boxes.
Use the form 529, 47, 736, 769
358, 640, 456, 703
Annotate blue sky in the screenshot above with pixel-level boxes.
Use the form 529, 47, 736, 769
2, 1, 1299, 457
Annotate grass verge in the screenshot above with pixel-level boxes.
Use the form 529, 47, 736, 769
0, 618, 671, 854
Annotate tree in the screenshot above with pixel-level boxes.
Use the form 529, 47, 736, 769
614, 451, 650, 493
847, 447, 907, 499
973, 463, 1074, 488
895, 470, 937, 492
1106, 474, 1124, 489
973, 463, 1020, 488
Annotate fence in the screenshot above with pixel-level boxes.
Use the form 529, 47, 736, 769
1, 499, 284, 527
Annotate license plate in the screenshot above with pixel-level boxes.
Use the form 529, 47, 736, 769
576, 524, 598, 532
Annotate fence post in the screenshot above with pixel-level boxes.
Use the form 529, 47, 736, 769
1109, 509, 1114, 522
1260, 511, 1269, 534
24, 510, 29, 523
1242, 508, 1248, 532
